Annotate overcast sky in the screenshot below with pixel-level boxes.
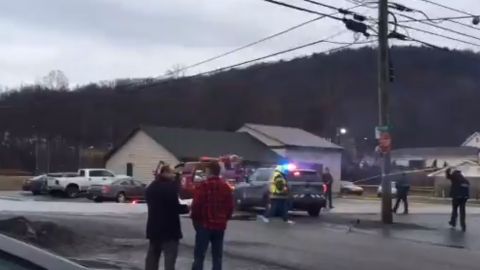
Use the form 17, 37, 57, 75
0, 0, 478, 87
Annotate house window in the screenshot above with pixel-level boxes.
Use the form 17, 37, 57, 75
126, 163, 133, 177
476, 137, 479, 143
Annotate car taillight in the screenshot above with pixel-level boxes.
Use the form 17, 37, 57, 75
323, 184, 328, 193
102, 185, 111, 194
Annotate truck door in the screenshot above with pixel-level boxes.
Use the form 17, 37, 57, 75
248, 168, 273, 205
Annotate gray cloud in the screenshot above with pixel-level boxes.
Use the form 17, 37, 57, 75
0, 0, 478, 87
0, 0, 273, 48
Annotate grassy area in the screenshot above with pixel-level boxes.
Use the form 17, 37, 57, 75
0, 176, 28, 191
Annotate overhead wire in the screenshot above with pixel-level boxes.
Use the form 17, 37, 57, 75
399, 14, 480, 22
296, 0, 480, 47
286, 0, 480, 48
262, 0, 342, 21
398, 14, 480, 32
195, 30, 375, 76
392, 12, 480, 43
173, 1, 368, 75
415, 0, 475, 16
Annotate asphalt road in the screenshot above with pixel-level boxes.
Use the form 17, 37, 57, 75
2, 193, 480, 269
2, 209, 480, 270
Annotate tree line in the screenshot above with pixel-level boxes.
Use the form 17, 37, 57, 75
1, 46, 479, 172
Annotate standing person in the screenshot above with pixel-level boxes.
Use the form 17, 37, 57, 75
191, 161, 234, 270
145, 165, 189, 270
446, 168, 470, 232
393, 173, 410, 214
323, 167, 334, 209
262, 169, 293, 224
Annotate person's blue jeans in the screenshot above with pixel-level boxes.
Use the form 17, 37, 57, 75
265, 198, 289, 221
192, 225, 225, 270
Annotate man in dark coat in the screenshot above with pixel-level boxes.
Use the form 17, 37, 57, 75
323, 167, 334, 209
145, 165, 189, 270
393, 173, 410, 214
446, 168, 470, 232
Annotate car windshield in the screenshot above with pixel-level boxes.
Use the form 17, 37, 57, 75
0, 250, 45, 270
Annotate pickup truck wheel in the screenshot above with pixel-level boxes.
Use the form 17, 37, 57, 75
307, 206, 321, 217
116, 192, 127, 203
65, 185, 79, 198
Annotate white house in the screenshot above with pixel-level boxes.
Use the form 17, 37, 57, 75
105, 126, 280, 182
391, 147, 479, 169
462, 132, 480, 148
428, 160, 480, 199
238, 123, 343, 192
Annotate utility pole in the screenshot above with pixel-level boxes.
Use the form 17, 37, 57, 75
378, 0, 393, 224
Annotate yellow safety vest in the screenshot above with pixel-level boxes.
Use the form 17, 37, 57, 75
270, 171, 289, 198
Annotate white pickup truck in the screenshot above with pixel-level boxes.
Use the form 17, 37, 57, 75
47, 168, 131, 198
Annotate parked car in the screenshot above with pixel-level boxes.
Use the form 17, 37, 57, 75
340, 181, 364, 196
24, 173, 79, 195
377, 181, 397, 197
234, 168, 326, 217
87, 179, 146, 203
47, 168, 131, 198
22, 175, 47, 195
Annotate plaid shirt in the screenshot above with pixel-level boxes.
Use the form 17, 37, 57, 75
191, 177, 234, 230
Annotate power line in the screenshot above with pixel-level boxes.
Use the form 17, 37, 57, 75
263, 0, 371, 36
262, 0, 342, 21
389, 31, 448, 50
196, 31, 374, 76
178, 17, 324, 73
399, 14, 480, 22
395, 22, 480, 47
297, 1, 480, 47
392, 12, 480, 43
271, 0, 480, 47
398, 14, 480, 32
174, 1, 368, 75
300, 0, 367, 21
415, 0, 474, 16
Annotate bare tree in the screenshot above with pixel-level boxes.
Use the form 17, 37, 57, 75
42, 70, 69, 90
164, 64, 185, 79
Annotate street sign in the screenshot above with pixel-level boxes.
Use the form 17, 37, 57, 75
378, 132, 392, 153
375, 126, 389, 139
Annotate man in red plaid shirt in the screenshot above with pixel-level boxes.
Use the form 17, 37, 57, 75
191, 161, 234, 270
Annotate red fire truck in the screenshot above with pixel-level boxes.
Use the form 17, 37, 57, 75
176, 155, 244, 199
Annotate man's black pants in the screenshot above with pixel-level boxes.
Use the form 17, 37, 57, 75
393, 192, 408, 214
450, 198, 467, 229
326, 185, 333, 208
145, 240, 179, 270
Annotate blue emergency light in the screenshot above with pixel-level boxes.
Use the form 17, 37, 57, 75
276, 163, 297, 172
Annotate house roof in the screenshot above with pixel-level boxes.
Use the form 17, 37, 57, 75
242, 123, 342, 149
392, 147, 479, 158
462, 132, 480, 146
106, 126, 282, 164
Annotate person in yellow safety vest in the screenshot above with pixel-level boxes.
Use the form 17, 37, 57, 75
261, 170, 294, 224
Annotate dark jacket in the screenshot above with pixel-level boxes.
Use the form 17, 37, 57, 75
395, 174, 410, 194
446, 169, 470, 199
323, 173, 333, 187
146, 176, 187, 241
